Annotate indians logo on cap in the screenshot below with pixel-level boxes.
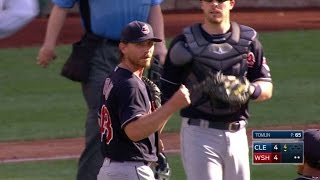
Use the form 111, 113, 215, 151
141, 24, 150, 34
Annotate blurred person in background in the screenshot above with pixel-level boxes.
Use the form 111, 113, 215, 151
0, 0, 39, 39
294, 129, 320, 180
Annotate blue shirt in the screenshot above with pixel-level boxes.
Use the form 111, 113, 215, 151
52, 0, 163, 40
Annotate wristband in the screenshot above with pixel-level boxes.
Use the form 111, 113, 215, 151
250, 84, 262, 100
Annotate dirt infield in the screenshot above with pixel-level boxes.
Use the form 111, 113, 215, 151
0, 9, 320, 163
2, 124, 320, 163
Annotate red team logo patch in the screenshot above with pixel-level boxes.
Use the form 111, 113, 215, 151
247, 52, 255, 68
99, 105, 113, 144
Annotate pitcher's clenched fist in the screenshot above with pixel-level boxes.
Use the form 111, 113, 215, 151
170, 85, 191, 109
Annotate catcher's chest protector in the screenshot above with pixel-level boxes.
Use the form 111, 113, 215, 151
182, 22, 257, 115
183, 22, 257, 77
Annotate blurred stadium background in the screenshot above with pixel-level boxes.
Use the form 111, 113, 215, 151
38, 0, 320, 16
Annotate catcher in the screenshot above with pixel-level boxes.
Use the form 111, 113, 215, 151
160, 0, 273, 179
97, 21, 190, 180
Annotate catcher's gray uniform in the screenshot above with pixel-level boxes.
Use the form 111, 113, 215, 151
161, 22, 272, 180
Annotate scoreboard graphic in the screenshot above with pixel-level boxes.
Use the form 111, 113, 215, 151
252, 130, 304, 165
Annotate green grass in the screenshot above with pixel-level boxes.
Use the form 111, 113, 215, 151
0, 159, 77, 180
251, 164, 296, 180
0, 30, 320, 141
248, 30, 320, 127
0, 46, 87, 141
0, 154, 297, 180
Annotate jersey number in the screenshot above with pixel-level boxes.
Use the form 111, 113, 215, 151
99, 105, 113, 144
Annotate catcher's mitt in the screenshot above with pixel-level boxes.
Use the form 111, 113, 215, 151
154, 152, 171, 180
195, 71, 251, 106
142, 76, 161, 109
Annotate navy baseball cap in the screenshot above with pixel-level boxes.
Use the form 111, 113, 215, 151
121, 21, 162, 43
304, 129, 320, 162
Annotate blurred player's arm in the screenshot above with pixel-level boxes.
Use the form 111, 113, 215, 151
37, 5, 68, 68
148, 4, 167, 64
250, 80, 273, 102
248, 40, 273, 102
0, 0, 39, 39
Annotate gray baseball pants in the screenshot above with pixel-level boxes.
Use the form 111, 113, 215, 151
97, 158, 155, 180
180, 117, 250, 180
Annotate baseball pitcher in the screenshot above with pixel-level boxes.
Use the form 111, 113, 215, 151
97, 21, 190, 180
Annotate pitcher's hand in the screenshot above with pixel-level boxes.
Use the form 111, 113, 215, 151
170, 85, 191, 110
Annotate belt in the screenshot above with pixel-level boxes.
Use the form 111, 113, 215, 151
84, 32, 120, 45
187, 118, 247, 132
105, 158, 152, 167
